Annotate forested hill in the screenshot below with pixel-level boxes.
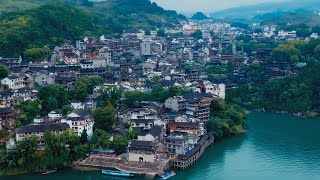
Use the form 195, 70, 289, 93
261, 13, 320, 27
0, 3, 105, 57
96, 0, 186, 29
0, 0, 186, 29
0, 0, 186, 57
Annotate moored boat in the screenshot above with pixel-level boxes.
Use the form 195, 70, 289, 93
42, 169, 57, 175
101, 170, 134, 178
161, 171, 176, 180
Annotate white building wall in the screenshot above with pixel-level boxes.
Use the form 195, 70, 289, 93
141, 39, 152, 56
137, 134, 155, 141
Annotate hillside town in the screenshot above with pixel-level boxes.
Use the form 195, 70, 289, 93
0, 19, 314, 175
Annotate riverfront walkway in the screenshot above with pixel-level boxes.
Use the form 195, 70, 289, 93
79, 155, 165, 176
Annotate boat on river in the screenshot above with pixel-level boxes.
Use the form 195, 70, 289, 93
161, 171, 176, 180
101, 170, 134, 178
42, 169, 57, 175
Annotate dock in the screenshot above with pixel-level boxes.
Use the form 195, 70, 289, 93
171, 134, 214, 170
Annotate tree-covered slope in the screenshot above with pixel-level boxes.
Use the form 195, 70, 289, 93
0, 0, 186, 57
261, 13, 320, 27
90, 0, 186, 30
0, 2, 105, 57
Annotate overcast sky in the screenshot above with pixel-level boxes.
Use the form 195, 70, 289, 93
151, 0, 286, 13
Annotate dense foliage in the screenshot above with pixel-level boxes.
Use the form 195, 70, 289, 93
38, 84, 70, 114
0, 64, 10, 80
228, 39, 320, 114
0, 1, 186, 57
0, 130, 88, 175
206, 99, 247, 139
92, 103, 116, 133
191, 30, 203, 40
70, 76, 104, 101
0, 3, 105, 57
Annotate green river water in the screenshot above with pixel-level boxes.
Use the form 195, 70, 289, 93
2, 112, 320, 180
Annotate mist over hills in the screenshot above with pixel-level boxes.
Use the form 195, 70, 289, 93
210, 0, 320, 20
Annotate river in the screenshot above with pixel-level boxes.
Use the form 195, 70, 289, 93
3, 112, 320, 180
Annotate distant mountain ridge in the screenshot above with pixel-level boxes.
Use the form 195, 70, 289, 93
261, 13, 320, 27
210, 0, 320, 20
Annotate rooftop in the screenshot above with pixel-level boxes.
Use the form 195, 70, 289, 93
16, 123, 69, 134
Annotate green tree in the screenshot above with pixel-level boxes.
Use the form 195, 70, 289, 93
92, 103, 116, 132
43, 97, 58, 113
38, 84, 69, 113
152, 75, 161, 82
111, 136, 129, 154
145, 30, 151, 35
191, 30, 203, 40
73, 81, 88, 100
271, 44, 300, 62
80, 129, 88, 144
90, 129, 110, 149
96, 87, 122, 109
314, 45, 320, 60
71, 76, 104, 100
207, 99, 247, 139
15, 101, 42, 126
157, 29, 165, 37
0, 64, 9, 80
226, 61, 234, 73
61, 105, 74, 116
24, 47, 51, 62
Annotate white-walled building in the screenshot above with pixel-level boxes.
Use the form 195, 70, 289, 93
61, 110, 94, 137
194, 81, 226, 99
1, 75, 25, 90
71, 101, 85, 110
141, 38, 152, 56
278, 30, 297, 38
16, 123, 69, 145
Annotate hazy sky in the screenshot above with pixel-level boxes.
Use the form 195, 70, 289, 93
152, 0, 285, 13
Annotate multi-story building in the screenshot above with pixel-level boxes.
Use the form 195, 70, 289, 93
0, 91, 14, 106
165, 131, 190, 155
195, 81, 226, 99
183, 93, 212, 121
165, 96, 187, 111
1, 75, 25, 90
167, 122, 202, 136
130, 119, 155, 130
0, 107, 14, 120
15, 123, 69, 145
141, 38, 152, 56
61, 109, 94, 137
0, 57, 22, 67
34, 70, 55, 86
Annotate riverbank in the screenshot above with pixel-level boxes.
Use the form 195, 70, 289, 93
253, 108, 320, 118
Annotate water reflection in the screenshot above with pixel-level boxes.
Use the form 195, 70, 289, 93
174, 133, 247, 180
